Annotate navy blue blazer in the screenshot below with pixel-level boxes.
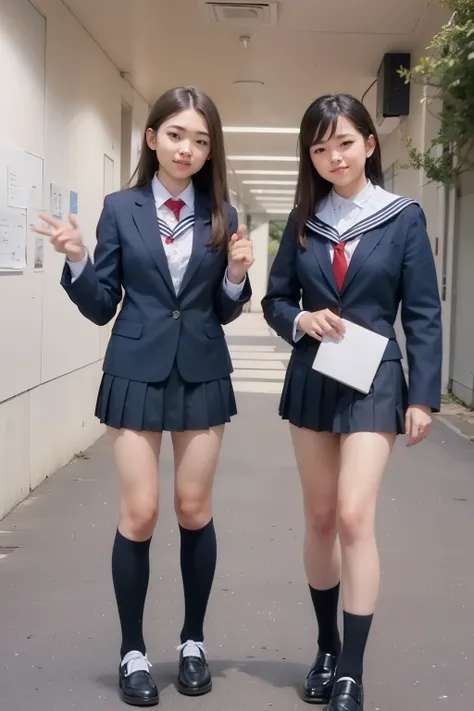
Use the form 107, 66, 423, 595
61, 184, 252, 383
261, 202, 442, 411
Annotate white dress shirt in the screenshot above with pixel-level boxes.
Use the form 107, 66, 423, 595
293, 181, 377, 341
67, 175, 245, 300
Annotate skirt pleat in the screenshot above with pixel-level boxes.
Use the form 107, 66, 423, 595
279, 358, 408, 434
95, 364, 237, 432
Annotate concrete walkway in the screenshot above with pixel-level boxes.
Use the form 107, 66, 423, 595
1, 314, 473, 711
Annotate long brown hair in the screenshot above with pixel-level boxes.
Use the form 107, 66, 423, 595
129, 86, 230, 250
295, 94, 384, 246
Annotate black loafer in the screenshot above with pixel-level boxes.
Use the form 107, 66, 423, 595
302, 650, 338, 704
119, 654, 159, 706
176, 641, 212, 696
327, 678, 364, 711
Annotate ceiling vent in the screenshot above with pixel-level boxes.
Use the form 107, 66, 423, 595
199, 2, 279, 26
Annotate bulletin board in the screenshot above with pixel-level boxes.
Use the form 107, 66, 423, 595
0, 150, 46, 406
0, 0, 46, 403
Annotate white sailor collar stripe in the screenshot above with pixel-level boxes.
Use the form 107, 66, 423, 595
305, 186, 418, 244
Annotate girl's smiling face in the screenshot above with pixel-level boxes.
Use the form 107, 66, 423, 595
309, 115, 376, 196
146, 108, 211, 186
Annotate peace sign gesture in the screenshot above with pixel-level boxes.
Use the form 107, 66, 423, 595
33, 213, 86, 263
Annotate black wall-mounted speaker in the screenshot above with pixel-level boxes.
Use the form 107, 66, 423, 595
376, 53, 411, 122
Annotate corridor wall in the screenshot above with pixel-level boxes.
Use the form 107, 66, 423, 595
0, 0, 148, 518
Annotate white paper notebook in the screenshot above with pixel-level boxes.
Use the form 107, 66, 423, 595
312, 319, 389, 394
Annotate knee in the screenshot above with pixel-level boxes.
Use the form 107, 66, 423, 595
337, 504, 371, 546
305, 505, 337, 539
121, 502, 158, 540
175, 496, 211, 530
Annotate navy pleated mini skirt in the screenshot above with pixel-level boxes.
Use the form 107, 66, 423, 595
279, 357, 408, 434
95, 364, 237, 432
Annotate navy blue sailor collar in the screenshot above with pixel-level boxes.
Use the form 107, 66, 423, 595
306, 183, 417, 244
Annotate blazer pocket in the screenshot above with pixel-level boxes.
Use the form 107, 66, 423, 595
204, 322, 224, 339
112, 319, 143, 339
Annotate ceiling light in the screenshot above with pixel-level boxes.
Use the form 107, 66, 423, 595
232, 170, 298, 175
243, 180, 297, 185
232, 80, 265, 86
223, 126, 299, 134
255, 196, 294, 201
228, 155, 297, 161
250, 189, 295, 194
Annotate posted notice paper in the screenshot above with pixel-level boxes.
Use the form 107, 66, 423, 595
0, 208, 27, 271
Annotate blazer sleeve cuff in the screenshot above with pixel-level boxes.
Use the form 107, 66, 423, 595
65, 251, 88, 284
222, 268, 246, 300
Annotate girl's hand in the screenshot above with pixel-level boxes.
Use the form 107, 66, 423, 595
227, 225, 254, 283
297, 309, 345, 341
33, 213, 86, 263
405, 405, 432, 447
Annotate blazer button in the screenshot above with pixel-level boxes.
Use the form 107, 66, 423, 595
172, 310, 180, 320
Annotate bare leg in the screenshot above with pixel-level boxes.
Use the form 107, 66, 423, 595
171, 426, 224, 697
290, 426, 341, 589
172, 426, 224, 531
290, 426, 342, 659
109, 428, 161, 658
335, 431, 395, 684
111, 428, 161, 541
338, 432, 395, 614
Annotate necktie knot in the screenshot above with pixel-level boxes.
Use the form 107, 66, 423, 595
165, 198, 185, 221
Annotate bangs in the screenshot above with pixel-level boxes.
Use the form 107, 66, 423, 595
304, 99, 341, 150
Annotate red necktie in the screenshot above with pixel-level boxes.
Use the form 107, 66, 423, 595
164, 198, 185, 221
333, 242, 348, 291
164, 198, 185, 243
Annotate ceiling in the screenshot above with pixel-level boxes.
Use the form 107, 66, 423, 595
63, 0, 441, 216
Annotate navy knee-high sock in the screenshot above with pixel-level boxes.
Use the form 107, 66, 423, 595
336, 611, 373, 682
309, 583, 342, 656
179, 519, 217, 643
112, 530, 151, 659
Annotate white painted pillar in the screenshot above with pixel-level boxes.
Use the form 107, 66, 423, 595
247, 214, 269, 313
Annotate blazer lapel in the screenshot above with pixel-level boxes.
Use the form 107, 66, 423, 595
178, 189, 212, 296
307, 186, 414, 297
132, 185, 175, 296
341, 224, 389, 295
308, 226, 339, 297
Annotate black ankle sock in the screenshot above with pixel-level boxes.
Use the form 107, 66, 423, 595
179, 519, 217, 644
309, 583, 342, 656
111, 530, 151, 659
336, 611, 373, 682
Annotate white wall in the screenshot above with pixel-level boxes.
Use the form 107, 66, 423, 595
0, 0, 149, 519
450, 170, 474, 407
378, 5, 453, 390
248, 215, 269, 313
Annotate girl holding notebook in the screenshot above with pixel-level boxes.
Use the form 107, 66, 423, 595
262, 93, 442, 711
